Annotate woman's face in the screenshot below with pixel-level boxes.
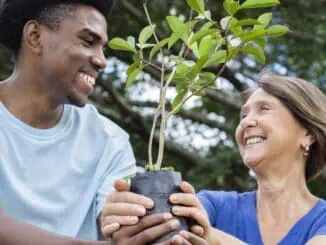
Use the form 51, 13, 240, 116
235, 88, 307, 174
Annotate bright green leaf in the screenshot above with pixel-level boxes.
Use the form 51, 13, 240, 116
109, 38, 136, 52
199, 37, 219, 58
223, 0, 241, 16
189, 29, 219, 45
138, 25, 156, 45
167, 16, 185, 33
227, 47, 240, 60
127, 36, 136, 49
194, 55, 209, 73
254, 37, 267, 50
197, 72, 216, 85
190, 42, 200, 58
231, 19, 262, 28
136, 43, 155, 49
127, 62, 138, 76
235, 29, 266, 43
221, 16, 238, 30
241, 43, 266, 63
150, 38, 169, 59
126, 67, 142, 88
172, 89, 188, 112
257, 13, 273, 28
205, 50, 227, 67
266, 25, 290, 37
186, 0, 205, 13
240, 0, 280, 9
168, 32, 181, 49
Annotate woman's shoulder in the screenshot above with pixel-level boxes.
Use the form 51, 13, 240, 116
197, 190, 254, 203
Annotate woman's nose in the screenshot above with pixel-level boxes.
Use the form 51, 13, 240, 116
240, 117, 258, 129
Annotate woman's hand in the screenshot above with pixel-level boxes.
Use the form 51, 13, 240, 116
169, 182, 221, 244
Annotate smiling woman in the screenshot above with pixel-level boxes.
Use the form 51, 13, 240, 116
164, 70, 326, 245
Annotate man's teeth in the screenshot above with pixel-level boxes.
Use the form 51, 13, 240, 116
79, 72, 95, 86
246, 137, 264, 146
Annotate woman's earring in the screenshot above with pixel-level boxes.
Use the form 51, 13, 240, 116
303, 145, 310, 157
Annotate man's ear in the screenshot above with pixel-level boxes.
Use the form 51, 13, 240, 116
22, 20, 43, 55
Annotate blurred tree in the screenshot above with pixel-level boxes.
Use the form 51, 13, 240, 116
1, 0, 325, 195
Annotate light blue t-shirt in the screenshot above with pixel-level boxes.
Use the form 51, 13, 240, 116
0, 102, 137, 240
198, 191, 326, 245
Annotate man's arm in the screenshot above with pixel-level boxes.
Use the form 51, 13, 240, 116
0, 208, 109, 245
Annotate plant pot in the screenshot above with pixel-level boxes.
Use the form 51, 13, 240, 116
130, 170, 190, 244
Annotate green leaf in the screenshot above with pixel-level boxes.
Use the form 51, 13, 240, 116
190, 42, 200, 58
221, 16, 238, 30
257, 13, 273, 28
240, 0, 280, 9
199, 37, 219, 58
254, 37, 267, 50
127, 62, 138, 76
189, 29, 219, 45
150, 38, 169, 59
197, 72, 216, 85
126, 67, 142, 88
194, 55, 209, 73
227, 47, 240, 60
266, 25, 290, 37
127, 36, 136, 50
223, 0, 241, 16
172, 89, 188, 112
136, 43, 155, 49
186, 0, 205, 13
235, 29, 266, 43
109, 38, 136, 52
168, 32, 181, 49
166, 16, 185, 33
138, 25, 156, 45
231, 19, 262, 28
205, 50, 227, 67
241, 43, 266, 63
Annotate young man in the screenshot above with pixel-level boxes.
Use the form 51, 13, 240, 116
0, 0, 177, 243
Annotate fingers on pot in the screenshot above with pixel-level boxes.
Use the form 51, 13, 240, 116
107, 191, 154, 209
114, 179, 130, 191
101, 222, 120, 239
102, 215, 139, 226
179, 230, 208, 245
112, 213, 175, 241
169, 193, 202, 207
180, 181, 196, 194
171, 206, 210, 229
102, 202, 147, 217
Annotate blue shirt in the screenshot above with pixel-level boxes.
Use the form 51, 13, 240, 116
0, 102, 137, 240
198, 191, 326, 244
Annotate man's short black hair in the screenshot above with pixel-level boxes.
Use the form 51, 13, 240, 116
0, 0, 114, 57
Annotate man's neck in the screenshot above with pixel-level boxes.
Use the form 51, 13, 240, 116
0, 74, 64, 129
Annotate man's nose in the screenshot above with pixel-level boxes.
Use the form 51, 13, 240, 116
91, 52, 107, 71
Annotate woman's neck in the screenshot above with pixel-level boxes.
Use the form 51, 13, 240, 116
256, 168, 318, 224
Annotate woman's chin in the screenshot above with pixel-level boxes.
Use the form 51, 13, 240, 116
243, 155, 263, 169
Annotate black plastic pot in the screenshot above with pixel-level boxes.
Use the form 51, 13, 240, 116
130, 170, 189, 244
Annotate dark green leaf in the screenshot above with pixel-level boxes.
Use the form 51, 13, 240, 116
172, 89, 188, 112
231, 19, 262, 28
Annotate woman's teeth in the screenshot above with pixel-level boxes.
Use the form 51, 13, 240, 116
246, 137, 265, 145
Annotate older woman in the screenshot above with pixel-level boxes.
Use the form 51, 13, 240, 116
102, 72, 326, 245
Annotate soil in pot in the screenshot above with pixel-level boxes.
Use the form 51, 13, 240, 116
130, 170, 191, 244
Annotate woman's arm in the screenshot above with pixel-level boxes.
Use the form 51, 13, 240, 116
0, 209, 109, 245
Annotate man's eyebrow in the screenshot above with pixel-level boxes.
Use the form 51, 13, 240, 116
79, 28, 108, 45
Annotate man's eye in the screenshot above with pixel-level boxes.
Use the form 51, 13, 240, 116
82, 38, 93, 45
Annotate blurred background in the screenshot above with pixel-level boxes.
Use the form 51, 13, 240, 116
1, 0, 326, 196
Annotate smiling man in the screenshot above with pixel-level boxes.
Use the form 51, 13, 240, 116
0, 0, 174, 243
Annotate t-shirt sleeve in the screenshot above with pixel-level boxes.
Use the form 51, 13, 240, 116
197, 190, 224, 227
95, 136, 137, 217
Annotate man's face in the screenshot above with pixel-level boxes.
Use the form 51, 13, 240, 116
39, 4, 108, 107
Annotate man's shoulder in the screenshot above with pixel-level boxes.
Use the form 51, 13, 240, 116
68, 103, 129, 140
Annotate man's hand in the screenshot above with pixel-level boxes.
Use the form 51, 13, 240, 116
111, 213, 181, 245
100, 179, 154, 239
